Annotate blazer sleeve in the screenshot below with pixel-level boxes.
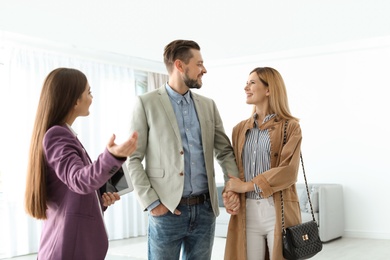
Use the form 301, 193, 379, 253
212, 100, 239, 182
43, 126, 125, 195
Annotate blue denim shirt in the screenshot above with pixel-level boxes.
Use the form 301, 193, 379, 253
165, 84, 208, 197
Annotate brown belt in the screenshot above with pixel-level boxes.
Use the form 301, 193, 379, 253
179, 192, 210, 206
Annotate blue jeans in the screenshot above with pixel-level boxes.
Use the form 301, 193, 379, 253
148, 199, 216, 260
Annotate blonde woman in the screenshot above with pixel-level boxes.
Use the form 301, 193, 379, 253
224, 67, 302, 260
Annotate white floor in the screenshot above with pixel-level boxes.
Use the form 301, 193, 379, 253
3, 236, 390, 260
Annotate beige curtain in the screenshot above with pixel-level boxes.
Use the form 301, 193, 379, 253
147, 71, 168, 91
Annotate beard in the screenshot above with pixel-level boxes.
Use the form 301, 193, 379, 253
183, 69, 202, 89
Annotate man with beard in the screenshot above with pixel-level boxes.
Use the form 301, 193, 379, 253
128, 39, 240, 260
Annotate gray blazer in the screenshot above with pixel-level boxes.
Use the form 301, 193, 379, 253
128, 85, 238, 216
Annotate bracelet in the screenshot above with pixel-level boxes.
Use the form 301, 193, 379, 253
250, 180, 256, 191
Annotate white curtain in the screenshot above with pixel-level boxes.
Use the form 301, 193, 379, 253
0, 40, 147, 258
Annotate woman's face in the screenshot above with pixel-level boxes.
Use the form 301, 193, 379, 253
244, 72, 269, 105
75, 83, 93, 117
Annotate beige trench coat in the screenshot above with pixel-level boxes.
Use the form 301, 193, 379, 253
224, 116, 302, 260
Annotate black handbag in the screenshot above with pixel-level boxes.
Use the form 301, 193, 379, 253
280, 120, 322, 259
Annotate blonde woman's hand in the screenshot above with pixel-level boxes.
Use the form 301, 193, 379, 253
102, 192, 120, 207
225, 174, 253, 194
107, 132, 138, 158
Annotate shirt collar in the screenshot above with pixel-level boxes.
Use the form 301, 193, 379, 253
253, 113, 276, 127
66, 123, 78, 137
165, 83, 191, 104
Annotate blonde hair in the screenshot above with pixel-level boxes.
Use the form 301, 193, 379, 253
250, 67, 298, 121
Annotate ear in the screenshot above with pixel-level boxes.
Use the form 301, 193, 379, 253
265, 89, 270, 96
74, 98, 81, 109
174, 59, 184, 73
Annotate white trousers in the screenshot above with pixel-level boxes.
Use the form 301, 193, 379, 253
246, 198, 276, 260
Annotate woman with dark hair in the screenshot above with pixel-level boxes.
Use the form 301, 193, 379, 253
224, 67, 302, 260
25, 68, 138, 260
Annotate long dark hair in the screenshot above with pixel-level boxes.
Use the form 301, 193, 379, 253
25, 68, 87, 219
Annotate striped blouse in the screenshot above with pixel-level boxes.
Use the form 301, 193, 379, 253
243, 113, 276, 200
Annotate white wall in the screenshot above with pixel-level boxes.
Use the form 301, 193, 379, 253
2, 31, 390, 241
198, 36, 390, 239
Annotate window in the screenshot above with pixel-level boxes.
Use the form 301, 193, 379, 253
135, 70, 148, 95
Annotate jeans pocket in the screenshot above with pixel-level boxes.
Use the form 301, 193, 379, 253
204, 199, 214, 212
151, 211, 171, 218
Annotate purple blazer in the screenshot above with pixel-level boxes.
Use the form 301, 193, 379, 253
37, 125, 125, 260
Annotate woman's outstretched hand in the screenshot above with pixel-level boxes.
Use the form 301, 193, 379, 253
107, 132, 138, 158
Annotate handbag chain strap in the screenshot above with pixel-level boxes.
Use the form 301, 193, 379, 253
280, 120, 316, 234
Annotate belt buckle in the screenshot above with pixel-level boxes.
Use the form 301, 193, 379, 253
190, 196, 199, 205
183, 196, 194, 205
190, 195, 200, 205
182, 193, 207, 206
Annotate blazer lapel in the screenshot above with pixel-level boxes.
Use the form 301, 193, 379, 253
192, 92, 208, 149
158, 86, 182, 143
73, 134, 106, 195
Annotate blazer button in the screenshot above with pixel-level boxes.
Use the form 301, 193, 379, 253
179, 172, 184, 176
180, 151, 184, 155
274, 153, 278, 157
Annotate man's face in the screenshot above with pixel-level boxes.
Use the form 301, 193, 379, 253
182, 49, 207, 89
